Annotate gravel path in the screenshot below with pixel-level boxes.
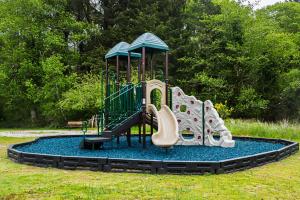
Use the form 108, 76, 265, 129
0, 130, 96, 137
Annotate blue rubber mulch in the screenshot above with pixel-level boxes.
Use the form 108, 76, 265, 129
14, 136, 286, 161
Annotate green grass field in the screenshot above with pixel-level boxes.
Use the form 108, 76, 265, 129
0, 120, 300, 200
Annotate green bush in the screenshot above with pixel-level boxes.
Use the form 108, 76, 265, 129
215, 101, 233, 119
59, 74, 103, 120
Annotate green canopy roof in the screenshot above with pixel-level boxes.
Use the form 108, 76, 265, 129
128, 32, 169, 52
105, 42, 141, 59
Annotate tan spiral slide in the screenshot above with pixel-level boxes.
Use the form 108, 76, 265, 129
147, 104, 179, 148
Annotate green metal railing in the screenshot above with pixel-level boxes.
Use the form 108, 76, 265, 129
106, 83, 142, 129
83, 71, 141, 137
95, 82, 142, 135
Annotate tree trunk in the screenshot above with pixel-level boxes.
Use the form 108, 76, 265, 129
30, 108, 37, 123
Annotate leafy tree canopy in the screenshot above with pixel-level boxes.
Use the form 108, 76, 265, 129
0, 0, 299, 127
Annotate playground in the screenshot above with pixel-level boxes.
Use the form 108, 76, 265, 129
0, 0, 299, 198
7, 33, 298, 174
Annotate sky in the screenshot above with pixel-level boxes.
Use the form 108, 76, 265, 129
245, 0, 286, 9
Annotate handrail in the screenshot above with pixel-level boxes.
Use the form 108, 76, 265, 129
95, 71, 142, 136
97, 82, 143, 133
104, 84, 129, 100
105, 82, 141, 102
106, 84, 134, 102
106, 109, 141, 129
81, 120, 89, 138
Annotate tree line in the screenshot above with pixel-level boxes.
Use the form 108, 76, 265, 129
0, 0, 299, 127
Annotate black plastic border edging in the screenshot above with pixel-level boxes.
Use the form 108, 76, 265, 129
7, 135, 299, 175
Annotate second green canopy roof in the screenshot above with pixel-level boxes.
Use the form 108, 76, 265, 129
128, 32, 169, 53
105, 42, 141, 59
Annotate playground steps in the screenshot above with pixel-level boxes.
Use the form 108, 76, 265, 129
102, 111, 142, 139
80, 137, 111, 150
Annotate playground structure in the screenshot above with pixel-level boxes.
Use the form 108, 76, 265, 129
8, 32, 299, 175
82, 32, 235, 149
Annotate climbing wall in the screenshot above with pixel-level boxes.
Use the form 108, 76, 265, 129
171, 87, 235, 147
171, 87, 203, 145
204, 100, 235, 147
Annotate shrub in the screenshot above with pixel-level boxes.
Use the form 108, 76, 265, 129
215, 101, 233, 119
